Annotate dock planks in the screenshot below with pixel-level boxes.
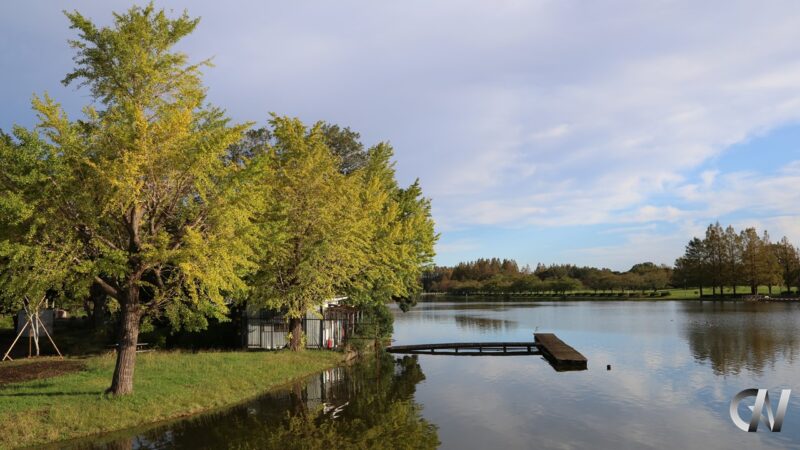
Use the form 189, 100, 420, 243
534, 333, 587, 371
385, 342, 541, 356
385, 333, 588, 371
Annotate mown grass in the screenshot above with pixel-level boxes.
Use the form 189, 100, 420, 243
0, 350, 342, 449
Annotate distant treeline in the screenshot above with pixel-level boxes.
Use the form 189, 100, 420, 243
422, 258, 672, 295
673, 223, 799, 296
424, 223, 800, 297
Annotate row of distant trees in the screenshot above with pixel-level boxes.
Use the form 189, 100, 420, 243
673, 223, 799, 295
425, 223, 800, 297
423, 258, 672, 295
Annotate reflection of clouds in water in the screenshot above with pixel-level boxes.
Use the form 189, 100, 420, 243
643, 350, 665, 370
403, 301, 800, 449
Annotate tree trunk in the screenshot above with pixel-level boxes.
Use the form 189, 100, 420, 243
751, 284, 757, 295
90, 282, 107, 329
289, 317, 303, 351
107, 437, 134, 450
290, 381, 307, 416
109, 296, 142, 395
699, 286, 703, 296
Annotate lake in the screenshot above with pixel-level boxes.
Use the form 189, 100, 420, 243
61, 299, 800, 449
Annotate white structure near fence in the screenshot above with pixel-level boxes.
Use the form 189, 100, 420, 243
16, 309, 54, 337
243, 297, 359, 350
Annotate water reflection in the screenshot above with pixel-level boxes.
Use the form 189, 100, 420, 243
61, 354, 438, 450
53, 300, 800, 449
681, 301, 800, 376
453, 315, 516, 332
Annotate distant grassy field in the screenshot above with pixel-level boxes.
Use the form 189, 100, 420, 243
0, 315, 11, 330
0, 350, 342, 449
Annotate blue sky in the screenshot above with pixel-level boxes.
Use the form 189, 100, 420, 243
2, 1, 800, 271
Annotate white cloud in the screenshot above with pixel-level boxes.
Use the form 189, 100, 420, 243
5, 0, 800, 267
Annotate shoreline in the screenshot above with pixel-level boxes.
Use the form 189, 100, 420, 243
0, 350, 345, 449
420, 293, 800, 302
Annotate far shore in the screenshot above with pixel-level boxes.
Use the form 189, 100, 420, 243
420, 289, 800, 302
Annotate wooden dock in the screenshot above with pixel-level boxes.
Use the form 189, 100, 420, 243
385, 342, 541, 356
534, 333, 587, 371
385, 332, 588, 371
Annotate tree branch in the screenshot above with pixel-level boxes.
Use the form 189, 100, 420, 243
94, 276, 121, 301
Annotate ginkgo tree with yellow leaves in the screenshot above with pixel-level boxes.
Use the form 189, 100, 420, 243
246, 119, 437, 351
0, 3, 437, 395
0, 5, 260, 395
248, 116, 369, 351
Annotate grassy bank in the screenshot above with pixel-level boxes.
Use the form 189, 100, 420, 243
0, 350, 342, 449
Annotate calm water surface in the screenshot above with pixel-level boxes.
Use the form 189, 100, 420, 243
61, 299, 800, 449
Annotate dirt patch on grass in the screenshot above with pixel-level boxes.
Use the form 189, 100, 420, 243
0, 360, 86, 386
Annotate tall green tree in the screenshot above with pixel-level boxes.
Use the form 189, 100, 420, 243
740, 228, 780, 294
773, 236, 800, 293
345, 143, 437, 307
249, 116, 367, 351
320, 123, 368, 175
723, 225, 743, 294
0, 5, 257, 395
672, 237, 707, 295
761, 230, 782, 294
704, 223, 726, 295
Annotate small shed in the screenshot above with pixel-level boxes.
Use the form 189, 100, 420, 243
16, 309, 54, 337
243, 298, 359, 350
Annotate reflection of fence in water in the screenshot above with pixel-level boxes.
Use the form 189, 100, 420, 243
304, 366, 347, 412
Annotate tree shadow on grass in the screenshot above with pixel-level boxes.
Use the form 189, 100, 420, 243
0, 390, 100, 397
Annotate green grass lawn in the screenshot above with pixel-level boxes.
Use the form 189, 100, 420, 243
0, 350, 342, 449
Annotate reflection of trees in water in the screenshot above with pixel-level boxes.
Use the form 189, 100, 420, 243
454, 314, 515, 332
264, 355, 437, 450
682, 302, 800, 376
72, 354, 438, 450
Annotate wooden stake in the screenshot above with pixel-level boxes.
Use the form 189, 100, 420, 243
2, 320, 29, 361
1, 295, 62, 361
36, 313, 63, 359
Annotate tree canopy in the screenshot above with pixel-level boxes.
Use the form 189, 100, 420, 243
0, 4, 437, 393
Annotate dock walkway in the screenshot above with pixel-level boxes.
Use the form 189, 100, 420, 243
386, 342, 540, 356
386, 332, 588, 370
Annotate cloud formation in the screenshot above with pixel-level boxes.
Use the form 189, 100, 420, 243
3, 1, 800, 268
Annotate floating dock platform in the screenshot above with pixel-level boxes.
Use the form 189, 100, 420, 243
534, 333, 588, 371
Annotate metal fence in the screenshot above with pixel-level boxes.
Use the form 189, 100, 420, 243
244, 317, 352, 350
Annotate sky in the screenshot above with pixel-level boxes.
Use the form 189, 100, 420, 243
2, 1, 800, 271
